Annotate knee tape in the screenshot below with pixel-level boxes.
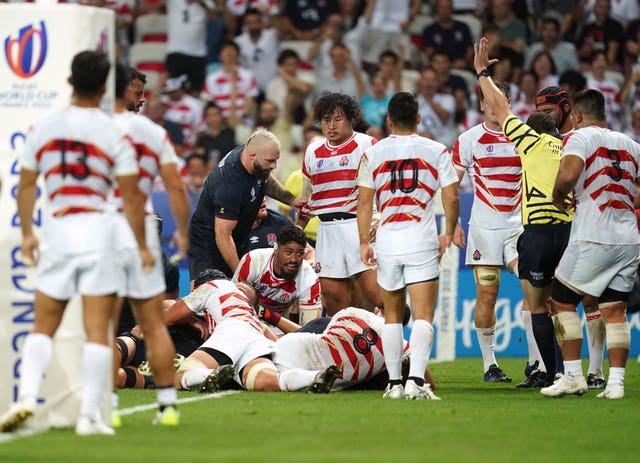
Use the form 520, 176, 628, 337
177, 356, 208, 373
554, 311, 582, 345
606, 322, 631, 349
244, 362, 277, 391
474, 267, 500, 286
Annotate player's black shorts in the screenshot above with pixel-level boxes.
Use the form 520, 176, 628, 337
517, 223, 571, 287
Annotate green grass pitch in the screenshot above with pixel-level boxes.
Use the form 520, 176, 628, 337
1, 358, 638, 463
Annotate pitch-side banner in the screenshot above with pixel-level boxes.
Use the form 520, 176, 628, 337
0, 4, 114, 428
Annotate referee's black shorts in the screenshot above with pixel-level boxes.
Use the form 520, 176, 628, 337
517, 223, 571, 287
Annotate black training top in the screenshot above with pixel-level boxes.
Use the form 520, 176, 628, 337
188, 145, 267, 275
248, 209, 292, 251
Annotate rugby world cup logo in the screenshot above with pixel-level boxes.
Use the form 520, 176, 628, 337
4, 21, 48, 78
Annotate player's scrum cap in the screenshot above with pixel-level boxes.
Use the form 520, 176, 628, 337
161, 74, 188, 93
535, 86, 572, 112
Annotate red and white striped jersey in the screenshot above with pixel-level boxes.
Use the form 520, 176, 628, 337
453, 123, 522, 229
182, 279, 263, 334
160, 93, 203, 147
233, 247, 321, 314
301, 132, 376, 216
358, 134, 458, 255
201, 67, 258, 122
20, 106, 137, 218
113, 112, 179, 213
316, 307, 408, 388
226, 0, 280, 16
562, 126, 640, 244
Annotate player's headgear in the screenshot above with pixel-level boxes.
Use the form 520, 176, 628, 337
536, 86, 572, 130
193, 268, 229, 287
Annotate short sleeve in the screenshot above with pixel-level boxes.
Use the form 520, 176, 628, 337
356, 153, 374, 189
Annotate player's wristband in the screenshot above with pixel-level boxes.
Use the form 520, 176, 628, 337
263, 308, 282, 326
477, 69, 491, 79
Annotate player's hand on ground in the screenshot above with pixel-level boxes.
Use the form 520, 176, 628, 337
138, 247, 155, 273
360, 243, 376, 266
20, 234, 39, 266
453, 222, 466, 249
438, 234, 453, 261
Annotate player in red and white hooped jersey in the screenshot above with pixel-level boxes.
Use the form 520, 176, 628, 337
298, 92, 382, 316
226, 0, 280, 17
0, 51, 151, 436
357, 92, 458, 400
110, 64, 191, 426
272, 307, 408, 391
160, 75, 204, 148
452, 78, 522, 383
542, 89, 640, 400
201, 40, 258, 126
165, 271, 275, 391
233, 225, 321, 331
165, 270, 337, 393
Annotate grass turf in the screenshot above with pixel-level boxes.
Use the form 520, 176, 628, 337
1, 358, 638, 463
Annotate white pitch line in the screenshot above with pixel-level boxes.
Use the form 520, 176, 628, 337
119, 390, 241, 416
0, 390, 241, 443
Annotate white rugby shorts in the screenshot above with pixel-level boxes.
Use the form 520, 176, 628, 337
465, 225, 522, 268
376, 249, 440, 292
555, 241, 640, 296
200, 318, 274, 386
315, 218, 372, 278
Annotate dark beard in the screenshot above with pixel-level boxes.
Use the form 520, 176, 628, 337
252, 160, 271, 179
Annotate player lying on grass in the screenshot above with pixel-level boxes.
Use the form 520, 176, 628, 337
163, 269, 342, 393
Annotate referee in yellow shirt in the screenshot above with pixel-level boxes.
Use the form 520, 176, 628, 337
474, 37, 571, 388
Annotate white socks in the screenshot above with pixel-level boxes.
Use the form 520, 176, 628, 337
564, 359, 583, 379
277, 369, 319, 391
408, 320, 434, 380
180, 368, 213, 390
382, 323, 404, 381
156, 387, 177, 407
18, 333, 53, 402
79, 342, 111, 418
476, 326, 498, 372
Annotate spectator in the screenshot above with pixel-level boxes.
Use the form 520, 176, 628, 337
202, 40, 258, 128
484, 0, 528, 68
237, 100, 293, 159
512, 71, 539, 120
430, 49, 470, 122
492, 46, 520, 98
279, 0, 340, 41
226, 0, 281, 28
265, 49, 313, 125
160, 74, 204, 150
581, 0, 639, 28
527, 0, 578, 39
375, 49, 403, 93
624, 104, 640, 142
164, 0, 217, 94
524, 16, 579, 75
360, 73, 393, 129
558, 69, 587, 98
586, 50, 622, 131
184, 153, 210, 208
576, 0, 625, 68
530, 51, 559, 91
416, 67, 457, 148
234, 8, 280, 98
193, 102, 237, 168
144, 94, 186, 158
626, 17, 640, 66
360, 0, 419, 72
313, 42, 367, 102
422, 0, 474, 70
